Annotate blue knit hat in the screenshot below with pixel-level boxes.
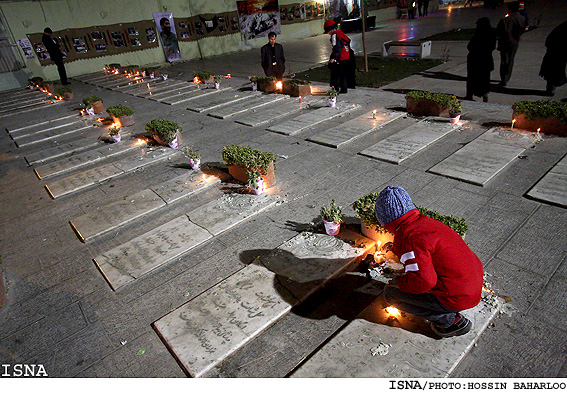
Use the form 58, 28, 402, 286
374, 186, 416, 225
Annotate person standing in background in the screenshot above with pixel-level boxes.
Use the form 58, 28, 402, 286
496, 1, 526, 86
261, 32, 286, 80
465, 17, 496, 102
539, 21, 567, 96
41, 28, 69, 85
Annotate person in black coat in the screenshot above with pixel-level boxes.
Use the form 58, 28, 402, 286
465, 17, 496, 102
496, 1, 526, 86
41, 27, 69, 85
539, 20, 567, 96
261, 32, 285, 80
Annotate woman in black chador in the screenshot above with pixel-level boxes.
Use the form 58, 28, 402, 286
465, 17, 496, 102
539, 21, 567, 96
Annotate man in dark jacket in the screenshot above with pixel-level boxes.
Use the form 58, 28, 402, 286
496, 1, 526, 86
41, 27, 69, 85
539, 21, 567, 96
375, 186, 484, 338
261, 32, 285, 80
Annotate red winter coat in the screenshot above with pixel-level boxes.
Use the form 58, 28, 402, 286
330, 30, 351, 62
384, 209, 483, 311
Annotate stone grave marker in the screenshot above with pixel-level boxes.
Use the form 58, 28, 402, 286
308, 109, 404, 148
7, 114, 79, 138
25, 138, 103, 166
526, 155, 567, 208
14, 124, 94, 148
186, 90, 258, 113
136, 82, 196, 98
235, 97, 323, 127
150, 168, 230, 204
156, 86, 231, 105
208, 94, 287, 119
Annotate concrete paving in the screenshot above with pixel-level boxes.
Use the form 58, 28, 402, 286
1, 0, 566, 379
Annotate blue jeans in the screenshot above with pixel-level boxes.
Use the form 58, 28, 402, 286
383, 284, 458, 328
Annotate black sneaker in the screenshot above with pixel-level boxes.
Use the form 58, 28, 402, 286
431, 313, 472, 338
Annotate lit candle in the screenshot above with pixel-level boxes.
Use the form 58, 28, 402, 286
299, 96, 302, 103
227, 73, 231, 78
511, 119, 516, 130
147, 83, 150, 89
372, 109, 377, 119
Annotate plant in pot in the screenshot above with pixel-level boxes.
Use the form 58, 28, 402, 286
124, 65, 140, 75
283, 79, 312, 97
247, 168, 265, 195
249, 76, 259, 91
222, 144, 277, 188
511, 100, 567, 136
417, 206, 468, 238
449, 98, 462, 124
55, 86, 74, 101
327, 87, 338, 107
193, 70, 214, 84
352, 192, 394, 244
320, 199, 343, 236
162, 72, 169, 81
82, 96, 104, 115
183, 146, 201, 170
213, 74, 222, 89
106, 104, 135, 127
108, 63, 121, 73
145, 66, 160, 78
28, 76, 43, 89
257, 76, 277, 93
145, 119, 181, 149
42, 80, 55, 94
405, 90, 459, 117
108, 126, 121, 143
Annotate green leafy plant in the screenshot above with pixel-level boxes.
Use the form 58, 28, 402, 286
320, 199, 343, 223
106, 104, 134, 117
124, 65, 139, 71
352, 192, 388, 233
108, 63, 121, 69
55, 87, 72, 96
222, 145, 276, 171
512, 100, 567, 124
193, 70, 214, 81
256, 76, 277, 83
213, 75, 222, 83
246, 167, 263, 187
108, 127, 121, 136
41, 80, 54, 87
182, 146, 200, 159
145, 119, 180, 143
406, 90, 461, 113
327, 87, 338, 98
82, 95, 102, 107
28, 76, 44, 86
417, 205, 468, 237
145, 66, 160, 72
283, 79, 310, 87
249, 76, 259, 83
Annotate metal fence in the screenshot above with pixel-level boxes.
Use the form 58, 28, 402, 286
0, 13, 23, 73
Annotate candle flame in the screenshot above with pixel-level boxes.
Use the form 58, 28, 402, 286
386, 306, 400, 317
193, 77, 201, 84
537, 128, 541, 132
275, 81, 283, 90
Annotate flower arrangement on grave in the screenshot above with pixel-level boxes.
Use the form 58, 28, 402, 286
246, 167, 265, 195
193, 70, 214, 84
108, 126, 121, 143
108, 63, 121, 73
405, 90, 461, 118
124, 65, 140, 74
182, 146, 201, 170
82, 95, 102, 107
145, 66, 160, 78
417, 206, 468, 238
327, 87, 338, 107
145, 119, 180, 149
106, 104, 135, 126
249, 76, 259, 91
256, 76, 277, 93
511, 100, 567, 135
213, 74, 222, 89
283, 79, 312, 97
55, 86, 74, 101
41, 80, 56, 94
352, 192, 391, 242
320, 199, 343, 235
222, 144, 277, 188
82, 95, 104, 114
28, 76, 43, 88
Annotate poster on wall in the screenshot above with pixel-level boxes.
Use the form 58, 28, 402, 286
236, 0, 281, 41
153, 12, 182, 62
324, 0, 349, 20
17, 38, 35, 59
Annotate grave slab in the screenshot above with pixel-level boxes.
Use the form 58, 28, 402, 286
25, 138, 102, 166
14, 124, 94, 148
1, 95, 46, 108
7, 114, 77, 135
136, 82, 196, 98
111, 146, 177, 173
186, 193, 279, 236
186, 89, 257, 112
156, 86, 230, 105
235, 97, 323, 127
291, 293, 503, 378
150, 168, 230, 204
308, 110, 404, 148
359, 119, 460, 164
1, 96, 49, 111
428, 128, 535, 186
153, 229, 375, 377
70, 189, 166, 243
10, 119, 84, 139
208, 94, 287, 119
93, 216, 212, 290
125, 81, 186, 96
0, 99, 52, 116
266, 101, 360, 135
45, 163, 125, 199
526, 155, 567, 208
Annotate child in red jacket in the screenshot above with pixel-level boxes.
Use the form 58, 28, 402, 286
374, 186, 484, 338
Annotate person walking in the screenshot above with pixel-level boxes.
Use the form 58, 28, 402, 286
261, 32, 286, 80
465, 17, 496, 102
495, 1, 526, 86
374, 186, 484, 338
539, 20, 567, 96
41, 27, 69, 85
324, 19, 353, 94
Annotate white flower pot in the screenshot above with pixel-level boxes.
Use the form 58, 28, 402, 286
189, 158, 201, 170
111, 133, 121, 143
251, 81, 258, 91
86, 107, 95, 116
329, 97, 337, 107
214, 82, 220, 89
250, 177, 264, 195
150, 72, 155, 79
142, 71, 146, 77
323, 220, 341, 236
168, 136, 178, 150
450, 114, 461, 124
162, 74, 168, 81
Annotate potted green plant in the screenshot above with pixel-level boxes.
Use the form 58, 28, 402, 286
106, 104, 135, 127
145, 119, 181, 149
417, 206, 468, 239
328, 87, 338, 107
320, 199, 343, 236
511, 100, 567, 136
28, 76, 44, 88
213, 75, 222, 89
182, 146, 201, 170
283, 79, 312, 97
405, 90, 460, 117
145, 66, 160, 78
250, 76, 259, 91
352, 192, 394, 244
257, 76, 277, 93
82, 95, 104, 115
449, 99, 462, 124
247, 167, 265, 195
124, 65, 140, 75
193, 70, 214, 84
55, 86, 74, 101
108, 126, 121, 143
162, 72, 169, 81
222, 145, 277, 188
108, 63, 121, 73
42, 80, 55, 94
